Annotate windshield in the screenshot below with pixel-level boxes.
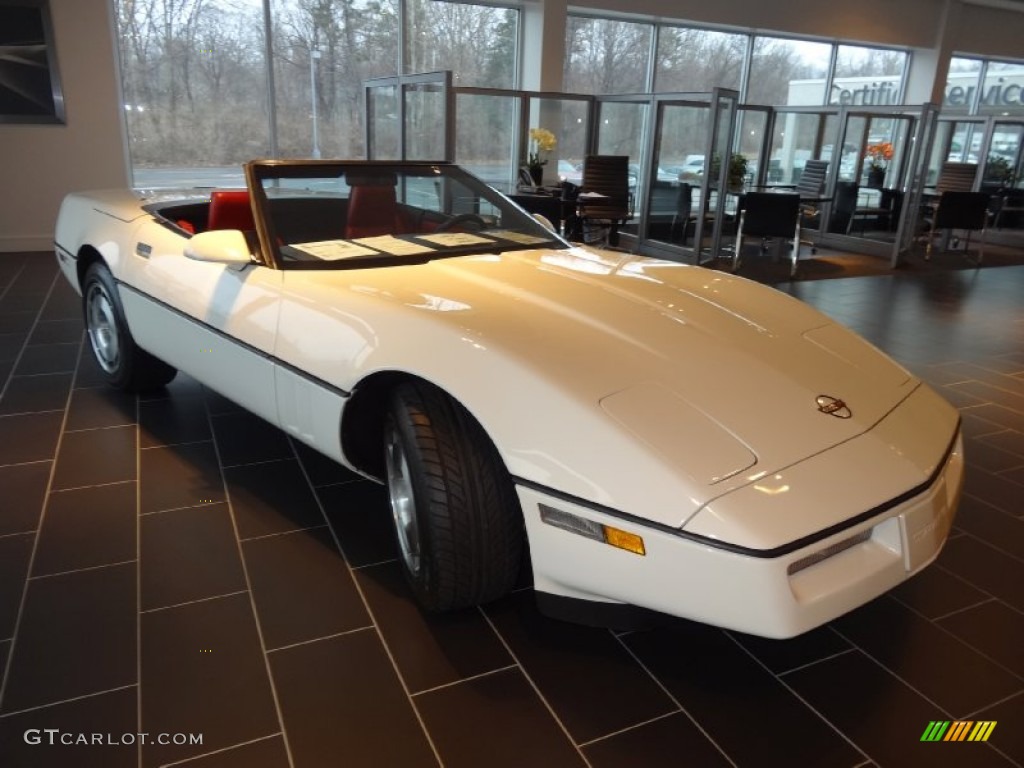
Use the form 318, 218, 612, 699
248, 161, 566, 269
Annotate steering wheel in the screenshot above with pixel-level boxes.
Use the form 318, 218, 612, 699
434, 213, 486, 233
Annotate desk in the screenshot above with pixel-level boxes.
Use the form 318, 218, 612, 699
508, 191, 569, 235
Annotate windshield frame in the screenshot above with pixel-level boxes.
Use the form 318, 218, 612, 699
244, 159, 568, 271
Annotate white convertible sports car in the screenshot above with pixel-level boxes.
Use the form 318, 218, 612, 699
55, 160, 963, 638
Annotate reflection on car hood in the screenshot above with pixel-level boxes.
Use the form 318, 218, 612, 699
290, 245, 919, 526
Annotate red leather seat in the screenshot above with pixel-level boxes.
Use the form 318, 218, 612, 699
207, 190, 255, 231
345, 181, 401, 239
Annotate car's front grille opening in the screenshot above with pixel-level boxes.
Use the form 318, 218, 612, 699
787, 529, 872, 576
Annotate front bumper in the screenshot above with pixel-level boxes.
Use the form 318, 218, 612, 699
518, 427, 963, 639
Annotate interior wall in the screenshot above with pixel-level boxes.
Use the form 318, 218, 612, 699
951, 3, 1024, 57
0, 0, 127, 253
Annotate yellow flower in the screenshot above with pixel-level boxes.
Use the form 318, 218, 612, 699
526, 128, 557, 169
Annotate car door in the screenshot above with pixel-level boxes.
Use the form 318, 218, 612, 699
117, 220, 283, 424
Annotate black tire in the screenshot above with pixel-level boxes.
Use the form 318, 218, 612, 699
384, 380, 522, 612
82, 263, 177, 392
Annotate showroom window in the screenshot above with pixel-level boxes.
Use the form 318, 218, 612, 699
654, 25, 747, 93
405, 0, 518, 88
977, 59, 1024, 115
830, 45, 907, 107
746, 36, 831, 106
117, 0, 271, 187
564, 15, 653, 95
115, 0, 519, 186
944, 57, 983, 114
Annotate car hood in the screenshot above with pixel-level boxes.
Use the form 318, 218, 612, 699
284, 245, 919, 527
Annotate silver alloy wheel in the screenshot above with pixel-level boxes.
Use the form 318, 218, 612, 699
386, 425, 422, 577
85, 282, 120, 374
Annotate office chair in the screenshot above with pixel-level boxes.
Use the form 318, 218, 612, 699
732, 192, 802, 277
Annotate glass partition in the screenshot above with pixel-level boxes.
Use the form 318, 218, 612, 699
528, 97, 591, 188
368, 84, 400, 160
404, 82, 447, 160
453, 93, 518, 190
595, 99, 650, 219
644, 100, 712, 250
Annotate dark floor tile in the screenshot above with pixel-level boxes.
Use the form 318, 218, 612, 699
141, 593, 279, 767
960, 411, 1010, 439
833, 596, 1020, 717
785, 649, 1014, 768
623, 621, 864, 768
940, 535, 1024, 613
13, 342, 80, 375
319, 480, 395, 567
0, 411, 63, 465
52, 425, 136, 490
0, 331, 27, 364
140, 503, 246, 611
356, 561, 510, 693
0, 461, 50, 535
270, 630, 436, 768
139, 441, 225, 513
0, 358, 11, 389
1, 563, 135, 713
0, 290, 47, 314
965, 403, 1024, 434
955, 494, 1024, 560
484, 591, 674, 743
0, 686, 137, 768
415, 666, 586, 768
28, 319, 83, 345
243, 526, 368, 650
888, 563, 989, 620
0, 331, 26, 362
203, 389, 245, 414
210, 411, 292, 467
0, 372, 72, 415
64, 386, 136, 431
33, 482, 137, 577
961, 465, 1024, 516
39, 280, 82, 321
979, 429, 1024, 461
0, 311, 35, 335
0, 533, 33, 638
223, 459, 324, 540
974, 691, 1024, 765
174, 735, 290, 768
938, 600, 1024, 679
966, 435, 1024, 474
952, 380, 1024, 416
729, 625, 852, 674
583, 712, 732, 767
138, 394, 211, 448
0, 638, 8, 680
291, 439, 362, 486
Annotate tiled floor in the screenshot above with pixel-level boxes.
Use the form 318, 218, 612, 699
0, 250, 1022, 767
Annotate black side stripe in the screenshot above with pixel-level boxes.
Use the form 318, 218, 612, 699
116, 280, 351, 399
513, 424, 960, 560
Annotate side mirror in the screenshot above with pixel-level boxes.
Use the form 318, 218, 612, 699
184, 230, 253, 265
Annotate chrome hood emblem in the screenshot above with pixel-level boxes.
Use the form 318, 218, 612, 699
816, 395, 852, 419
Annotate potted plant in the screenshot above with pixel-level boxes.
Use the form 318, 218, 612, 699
984, 154, 1015, 188
524, 128, 557, 188
865, 142, 893, 188
728, 153, 749, 190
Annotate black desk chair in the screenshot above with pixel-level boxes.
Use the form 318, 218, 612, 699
732, 192, 802, 277
925, 191, 991, 263
577, 155, 632, 247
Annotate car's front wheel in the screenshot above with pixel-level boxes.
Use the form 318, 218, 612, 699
385, 381, 523, 612
82, 263, 177, 391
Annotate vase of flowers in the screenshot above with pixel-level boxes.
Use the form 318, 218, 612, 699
865, 142, 893, 188
524, 127, 557, 187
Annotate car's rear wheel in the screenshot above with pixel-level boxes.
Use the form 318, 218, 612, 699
385, 380, 522, 612
83, 263, 177, 391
